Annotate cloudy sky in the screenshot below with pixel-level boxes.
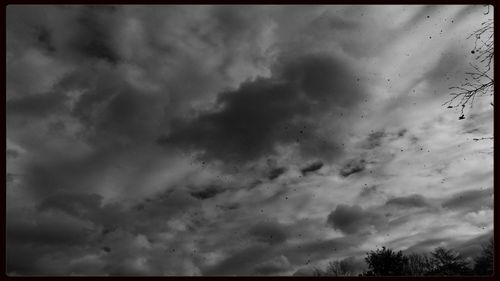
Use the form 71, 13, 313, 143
6, 5, 493, 276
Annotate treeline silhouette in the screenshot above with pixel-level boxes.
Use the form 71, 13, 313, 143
312, 238, 493, 276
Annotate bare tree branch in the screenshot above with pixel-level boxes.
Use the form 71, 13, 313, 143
444, 6, 493, 120
472, 137, 494, 141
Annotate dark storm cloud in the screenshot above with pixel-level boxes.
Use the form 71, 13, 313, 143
38, 190, 102, 218
6, 149, 20, 159
397, 128, 407, 137
21, 152, 120, 199
8, 5, 168, 143
300, 161, 323, 176
35, 26, 56, 53
7, 91, 68, 118
7, 209, 93, 246
6, 173, 16, 184
385, 194, 430, 208
68, 69, 166, 146
363, 130, 386, 149
7, 5, 493, 276
209, 5, 259, 47
327, 204, 387, 235
135, 189, 199, 219
158, 53, 368, 163
268, 167, 286, 180
7, 187, 201, 275
6, 6, 65, 77
7, 5, 121, 64
189, 185, 226, 200
71, 6, 120, 63
441, 188, 493, 212
23, 164, 67, 198
360, 129, 411, 149
26, 178, 196, 241
36, 190, 132, 234
216, 203, 239, 211
248, 220, 289, 245
6, 243, 43, 275
339, 158, 366, 177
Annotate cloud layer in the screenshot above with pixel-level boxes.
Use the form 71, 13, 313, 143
158, 53, 368, 164
6, 5, 493, 276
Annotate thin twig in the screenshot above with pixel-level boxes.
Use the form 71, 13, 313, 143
473, 137, 494, 141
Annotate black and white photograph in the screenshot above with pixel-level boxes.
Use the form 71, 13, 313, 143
6, 5, 494, 276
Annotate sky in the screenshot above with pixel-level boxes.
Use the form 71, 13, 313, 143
6, 5, 494, 276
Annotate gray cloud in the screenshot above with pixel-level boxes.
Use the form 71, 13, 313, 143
300, 161, 324, 176
189, 185, 226, 200
404, 229, 493, 258
363, 130, 386, 149
399, 5, 439, 32
7, 91, 68, 119
64, 66, 167, 147
327, 204, 387, 235
7, 209, 94, 247
158, 53, 368, 164
22, 153, 114, 199
451, 230, 493, 258
340, 158, 366, 177
7, 243, 47, 275
268, 167, 287, 180
70, 6, 121, 63
385, 194, 430, 208
202, 244, 271, 276
135, 189, 199, 220
403, 237, 452, 254
441, 188, 493, 212
6, 149, 20, 159
283, 236, 360, 266
292, 267, 316, 276
6, 5, 493, 276
358, 185, 382, 198
248, 220, 289, 245
253, 255, 291, 275
38, 190, 102, 218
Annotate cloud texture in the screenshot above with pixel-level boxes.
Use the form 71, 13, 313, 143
6, 5, 493, 276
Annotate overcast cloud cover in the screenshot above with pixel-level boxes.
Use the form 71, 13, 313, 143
6, 5, 493, 276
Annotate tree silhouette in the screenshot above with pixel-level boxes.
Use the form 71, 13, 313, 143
325, 257, 357, 276
473, 238, 494, 276
426, 247, 472, 276
312, 244, 489, 277
405, 253, 432, 276
312, 267, 324, 276
312, 258, 357, 276
444, 6, 493, 121
364, 247, 409, 276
